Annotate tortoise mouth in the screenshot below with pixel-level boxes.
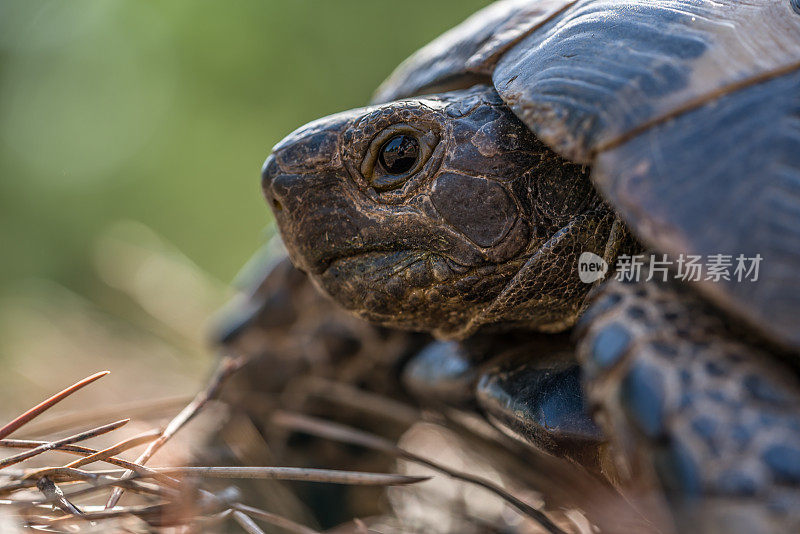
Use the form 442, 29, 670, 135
309, 247, 412, 276
319, 249, 470, 295
316, 249, 482, 330
321, 248, 466, 280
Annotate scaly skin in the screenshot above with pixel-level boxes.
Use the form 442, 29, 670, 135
577, 267, 800, 533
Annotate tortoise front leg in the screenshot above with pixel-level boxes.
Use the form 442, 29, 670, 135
577, 276, 800, 534
403, 332, 605, 469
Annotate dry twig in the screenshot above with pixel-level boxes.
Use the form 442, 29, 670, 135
105, 354, 247, 508
272, 410, 567, 534
0, 419, 129, 470
0, 371, 110, 440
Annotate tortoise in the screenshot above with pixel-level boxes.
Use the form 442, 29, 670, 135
223, 1, 800, 532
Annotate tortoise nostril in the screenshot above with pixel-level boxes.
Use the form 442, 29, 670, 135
261, 155, 287, 214
261, 154, 279, 190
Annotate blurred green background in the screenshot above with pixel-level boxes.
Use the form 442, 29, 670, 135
0, 0, 488, 300
0, 0, 489, 410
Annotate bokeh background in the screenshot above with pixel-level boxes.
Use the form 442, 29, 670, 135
0, 1, 488, 415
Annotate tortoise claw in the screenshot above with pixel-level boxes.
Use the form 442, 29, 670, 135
476, 352, 603, 469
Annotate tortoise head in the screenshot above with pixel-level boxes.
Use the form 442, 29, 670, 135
261, 86, 617, 338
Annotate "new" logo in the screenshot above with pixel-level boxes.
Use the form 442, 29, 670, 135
578, 252, 608, 283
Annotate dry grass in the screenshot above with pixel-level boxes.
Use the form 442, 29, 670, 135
0, 365, 430, 533
0, 354, 672, 534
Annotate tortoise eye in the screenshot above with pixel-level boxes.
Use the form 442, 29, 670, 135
378, 134, 419, 175
360, 124, 439, 193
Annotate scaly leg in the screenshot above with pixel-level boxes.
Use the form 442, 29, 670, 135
577, 275, 800, 533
